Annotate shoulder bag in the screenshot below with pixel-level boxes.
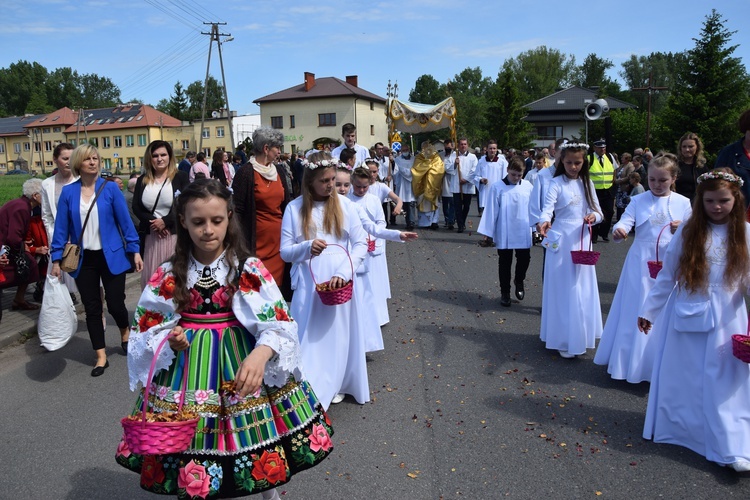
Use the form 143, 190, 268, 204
60, 180, 109, 273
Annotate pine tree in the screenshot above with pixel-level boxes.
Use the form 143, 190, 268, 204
658, 9, 750, 161
168, 81, 188, 120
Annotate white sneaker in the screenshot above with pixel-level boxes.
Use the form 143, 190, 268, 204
331, 393, 345, 404
558, 350, 576, 359
731, 461, 750, 472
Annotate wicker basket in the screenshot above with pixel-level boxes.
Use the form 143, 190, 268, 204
647, 223, 671, 279
732, 330, 750, 363
309, 243, 354, 306
367, 237, 376, 252
121, 334, 198, 455
570, 223, 600, 265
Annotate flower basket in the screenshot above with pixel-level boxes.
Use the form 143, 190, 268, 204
570, 222, 600, 265
367, 237, 376, 252
309, 243, 353, 306
121, 334, 198, 455
647, 223, 671, 279
732, 319, 750, 363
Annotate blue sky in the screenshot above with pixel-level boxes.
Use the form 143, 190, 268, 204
3, 0, 748, 116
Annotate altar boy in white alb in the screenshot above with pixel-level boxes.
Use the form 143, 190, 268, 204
473, 140, 508, 212
477, 157, 533, 307
393, 144, 416, 230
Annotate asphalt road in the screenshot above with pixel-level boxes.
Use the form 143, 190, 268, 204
1, 210, 748, 499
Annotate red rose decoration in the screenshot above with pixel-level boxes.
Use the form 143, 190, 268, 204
158, 275, 176, 300
138, 310, 164, 332
141, 455, 165, 488
274, 306, 290, 322
251, 450, 287, 484
239, 271, 262, 293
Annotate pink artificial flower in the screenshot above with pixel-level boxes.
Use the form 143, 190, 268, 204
211, 287, 231, 308
156, 385, 169, 400
147, 266, 166, 287
308, 424, 333, 452
178, 460, 210, 498
194, 389, 210, 405
173, 390, 182, 405
116, 438, 131, 458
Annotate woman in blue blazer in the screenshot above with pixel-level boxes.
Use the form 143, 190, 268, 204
50, 144, 143, 377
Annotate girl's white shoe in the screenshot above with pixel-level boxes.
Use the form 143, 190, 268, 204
331, 393, 345, 404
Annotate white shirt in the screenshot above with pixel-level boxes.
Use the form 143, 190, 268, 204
80, 197, 102, 250
445, 151, 477, 194
473, 155, 508, 207
393, 154, 415, 202
331, 143, 369, 166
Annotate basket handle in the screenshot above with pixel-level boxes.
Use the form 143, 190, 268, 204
654, 223, 671, 262
308, 242, 354, 288
580, 222, 594, 251
141, 332, 190, 427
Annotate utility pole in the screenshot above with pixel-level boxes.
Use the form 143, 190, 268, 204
632, 72, 668, 150
199, 22, 233, 153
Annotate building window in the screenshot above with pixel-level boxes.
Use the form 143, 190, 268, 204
126, 135, 134, 147
114, 136, 122, 147
216, 126, 225, 138
137, 134, 147, 146
181, 140, 190, 150
44, 141, 52, 151
53, 127, 62, 133
35, 161, 42, 168
102, 137, 111, 148
102, 158, 112, 170
14, 143, 21, 154
45, 161, 53, 168
90, 137, 98, 147
202, 128, 210, 139
202, 148, 211, 157
290, 115, 295, 129
34, 142, 41, 152
271, 116, 283, 129
43, 127, 51, 134
535, 126, 563, 141
127, 157, 136, 169
318, 113, 336, 127
0, 144, 4, 153
370, 125, 375, 136
24, 142, 30, 151
70, 139, 77, 147
370, 102, 374, 111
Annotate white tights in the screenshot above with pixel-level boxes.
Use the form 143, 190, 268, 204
261, 488, 280, 500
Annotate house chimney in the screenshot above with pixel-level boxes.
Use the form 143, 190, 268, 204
304, 72, 316, 91
345, 75, 358, 87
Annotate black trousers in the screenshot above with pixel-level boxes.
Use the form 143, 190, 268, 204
497, 248, 531, 295
453, 192, 473, 230
75, 249, 129, 351
595, 188, 615, 238
442, 196, 455, 225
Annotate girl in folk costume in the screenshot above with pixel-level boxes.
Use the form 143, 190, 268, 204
538, 143, 603, 358
638, 169, 750, 472
281, 153, 369, 409
594, 153, 692, 382
477, 157, 533, 307
117, 180, 332, 499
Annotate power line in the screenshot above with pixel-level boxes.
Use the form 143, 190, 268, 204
143, 0, 200, 31
183, 0, 225, 24
118, 31, 203, 89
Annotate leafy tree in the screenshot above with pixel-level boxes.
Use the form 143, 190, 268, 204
486, 65, 532, 149
445, 67, 492, 145
26, 88, 53, 114
0, 60, 48, 116
657, 9, 750, 163
408, 74, 445, 104
574, 53, 622, 97
76, 73, 121, 109
45, 67, 82, 110
155, 98, 171, 114
185, 75, 225, 122
619, 52, 686, 115
504, 46, 577, 105
608, 109, 649, 155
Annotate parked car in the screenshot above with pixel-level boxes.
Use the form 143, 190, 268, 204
5, 169, 28, 175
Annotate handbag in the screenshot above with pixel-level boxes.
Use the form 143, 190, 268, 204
12, 247, 32, 283
138, 178, 169, 250
60, 180, 109, 273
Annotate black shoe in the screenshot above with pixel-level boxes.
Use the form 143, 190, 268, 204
33, 290, 44, 303
121, 341, 129, 355
405, 225, 415, 231
430, 223, 439, 230
457, 226, 465, 233
500, 294, 511, 307
448, 224, 455, 230
515, 282, 525, 301
91, 360, 110, 377
592, 236, 599, 244
601, 236, 609, 242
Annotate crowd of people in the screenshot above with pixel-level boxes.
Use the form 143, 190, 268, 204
2, 108, 750, 495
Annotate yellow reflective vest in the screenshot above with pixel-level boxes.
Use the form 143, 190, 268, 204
589, 153, 615, 190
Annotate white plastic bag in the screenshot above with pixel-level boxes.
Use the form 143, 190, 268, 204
38, 275, 78, 351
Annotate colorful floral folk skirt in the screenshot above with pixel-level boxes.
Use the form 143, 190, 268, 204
116, 313, 334, 498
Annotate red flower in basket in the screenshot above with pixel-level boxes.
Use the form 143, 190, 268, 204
158, 275, 176, 300
138, 310, 165, 332
178, 460, 211, 498
251, 450, 287, 484
141, 455, 166, 488
239, 271, 262, 293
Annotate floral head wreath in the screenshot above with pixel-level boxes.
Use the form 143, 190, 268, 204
300, 158, 342, 171
697, 170, 744, 187
558, 142, 589, 151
